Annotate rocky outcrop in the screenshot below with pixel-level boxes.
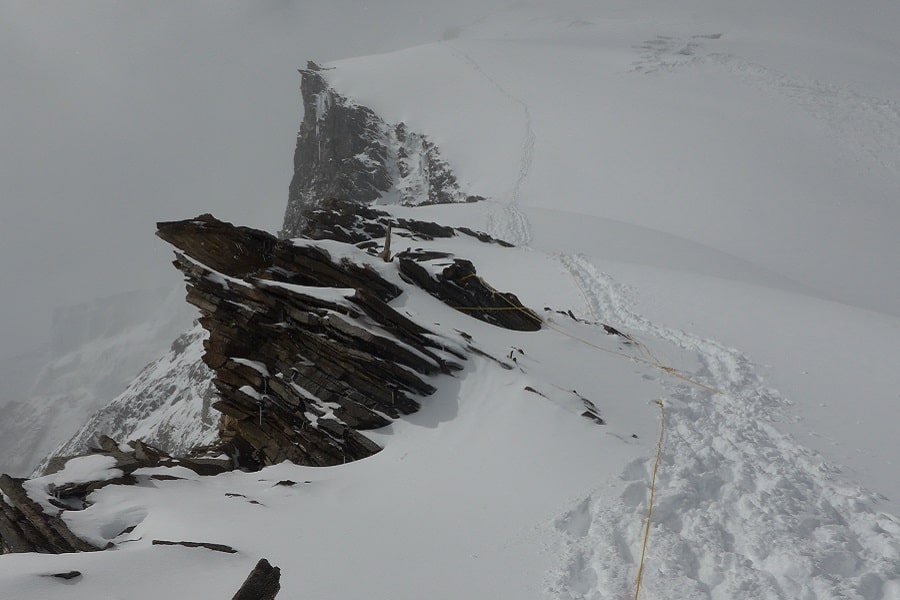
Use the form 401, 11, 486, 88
157, 214, 468, 468
2, 202, 541, 555
1, 56, 553, 562
156, 211, 540, 469
232, 559, 282, 600
295, 196, 513, 248
42, 435, 232, 494
397, 254, 541, 331
282, 64, 482, 237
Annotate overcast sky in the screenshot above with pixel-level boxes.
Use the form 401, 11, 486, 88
0, 1, 511, 360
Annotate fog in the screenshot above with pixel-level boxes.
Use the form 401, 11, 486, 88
0, 0, 506, 361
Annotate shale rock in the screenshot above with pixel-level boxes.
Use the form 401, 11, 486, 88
398, 253, 542, 331
282, 68, 481, 237
1, 434, 234, 555
158, 215, 467, 468
232, 558, 282, 600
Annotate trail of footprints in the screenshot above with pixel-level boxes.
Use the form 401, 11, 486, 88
444, 42, 534, 246
632, 32, 900, 176
550, 255, 900, 600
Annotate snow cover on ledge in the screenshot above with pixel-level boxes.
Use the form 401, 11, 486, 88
3, 2, 900, 598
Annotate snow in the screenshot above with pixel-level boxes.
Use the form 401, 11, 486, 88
237, 385, 262, 401
24, 455, 123, 512
255, 279, 356, 304
325, 9, 900, 318
3, 2, 900, 599
229, 358, 271, 378
36, 455, 122, 489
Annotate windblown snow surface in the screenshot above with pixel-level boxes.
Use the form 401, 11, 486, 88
2, 2, 899, 598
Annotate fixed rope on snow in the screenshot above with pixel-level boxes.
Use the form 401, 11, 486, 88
447, 273, 688, 594
484, 276, 721, 393
445, 272, 685, 593
449, 273, 722, 393
634, 398, 665, 600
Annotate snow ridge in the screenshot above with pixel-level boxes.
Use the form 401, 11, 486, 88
552, 255, 900, 600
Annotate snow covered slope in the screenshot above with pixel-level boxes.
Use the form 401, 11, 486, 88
1, 221, 897, 600
326, 3, 900, 316
0, 288, 196, 476
37, 324, 218, 474
321, 4, 900, 505
2, 2, 899, 599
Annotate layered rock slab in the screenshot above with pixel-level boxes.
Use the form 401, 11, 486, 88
157, 214, 466, 468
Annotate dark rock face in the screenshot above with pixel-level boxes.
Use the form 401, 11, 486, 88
157, 214, 466, 468
232, 558, 282, 600
282, 68, 481, 238
397, 255, 542, 331
0, 474, 99, 554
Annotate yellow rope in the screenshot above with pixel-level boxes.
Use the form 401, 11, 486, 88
634, 399, 665, 600
543, 319, 722, 394
450, 274, 687, 594
450, 273, 722, 394
563, 267, 668, 368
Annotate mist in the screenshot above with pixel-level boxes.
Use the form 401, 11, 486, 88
0, 0, 507, 361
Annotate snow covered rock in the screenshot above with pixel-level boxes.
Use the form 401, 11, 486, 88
155, 211, 541, 469
157, 214, 469, 467
281, 65, 481, 238
290, 197, 536, 329
1, 437, 233, 555
0, 474, 100, 554
397, 254, 541, 331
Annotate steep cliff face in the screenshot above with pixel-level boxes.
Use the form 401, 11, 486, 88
282, 64, 481, 237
